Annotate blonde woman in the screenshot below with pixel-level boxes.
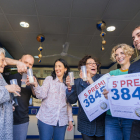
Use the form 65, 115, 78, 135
103, 44, 134, 140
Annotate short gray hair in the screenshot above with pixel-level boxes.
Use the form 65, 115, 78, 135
0, 48, 5, 56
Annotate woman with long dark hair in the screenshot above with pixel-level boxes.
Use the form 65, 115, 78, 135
27, 58, 73, 140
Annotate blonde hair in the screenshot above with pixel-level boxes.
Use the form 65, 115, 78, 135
0, 48, 5, 56
111, 44, 134, 62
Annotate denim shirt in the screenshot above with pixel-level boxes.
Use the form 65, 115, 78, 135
66, 74, 105, 136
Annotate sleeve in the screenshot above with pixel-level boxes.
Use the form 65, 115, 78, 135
109, 70, 114, 76
66, 80, 78, 104
0, 86, 10, 104
67, 102, 73, 121
33, 76, 51, 99
31, 75, 38, 98
3, 74, 12, 84
31, 91, 36, 98
128, 65, 132, 74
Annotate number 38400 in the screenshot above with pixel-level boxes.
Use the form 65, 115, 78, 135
111, 87, 140, 100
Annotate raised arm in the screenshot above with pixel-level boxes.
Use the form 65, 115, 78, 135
32, 76, 51, 99
0, 83, 21, 104
66, 76, 78, 104
66, 86, 78, 104
5, 57, 27, 73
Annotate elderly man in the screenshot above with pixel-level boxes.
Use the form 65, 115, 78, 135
4, 54, 36, 140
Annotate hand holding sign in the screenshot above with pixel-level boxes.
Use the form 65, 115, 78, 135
108, 72, 140, 120
78, 73, 110, 122
102, 89, 109, 99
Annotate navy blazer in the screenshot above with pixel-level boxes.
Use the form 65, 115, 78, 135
66, 74, 105, 136
128, 59, 140, 74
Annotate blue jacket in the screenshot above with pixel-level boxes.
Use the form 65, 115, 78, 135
128, 59, 140, 138
66, 74, 105, 136
128, 59, 140, 73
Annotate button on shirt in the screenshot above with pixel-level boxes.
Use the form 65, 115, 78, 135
33, 76, 73, 126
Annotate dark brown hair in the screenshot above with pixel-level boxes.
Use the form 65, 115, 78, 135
132, 25, 140, 33
78, 55, 101, 72
51, 58, 70, 85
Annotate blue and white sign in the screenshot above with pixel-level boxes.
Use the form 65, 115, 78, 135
107, 72, 140, 120
78, 73, 110, 122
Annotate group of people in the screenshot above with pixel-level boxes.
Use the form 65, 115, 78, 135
0, 54, 35, 140
0, 54, 73, 140
0, 25, 140, 140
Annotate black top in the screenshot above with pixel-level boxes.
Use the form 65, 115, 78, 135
66, 74, 105, 136
128, 59, 140, 74
4, 73, 35, 125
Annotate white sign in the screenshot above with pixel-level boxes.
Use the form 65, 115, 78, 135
78, 73, 110, 122
107, 72, 140, 120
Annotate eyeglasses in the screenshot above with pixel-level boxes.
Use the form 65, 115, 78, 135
86, 62, 97, 66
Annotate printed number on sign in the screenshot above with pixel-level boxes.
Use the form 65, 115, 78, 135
111, 87, 140, 100
83, 86, 105, 107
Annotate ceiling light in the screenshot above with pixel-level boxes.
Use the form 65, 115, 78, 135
34, 56, 39, 58
106, 26, 116, 32
20, 21, 29, 28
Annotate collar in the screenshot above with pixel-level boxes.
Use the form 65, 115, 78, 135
120, 69, 128, 72
54, 76, 63, 83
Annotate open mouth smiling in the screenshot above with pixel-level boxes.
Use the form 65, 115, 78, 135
91, 68, 95, 71
118, 58, 124, 62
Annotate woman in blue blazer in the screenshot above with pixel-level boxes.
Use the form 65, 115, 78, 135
66, 55, 105, 140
